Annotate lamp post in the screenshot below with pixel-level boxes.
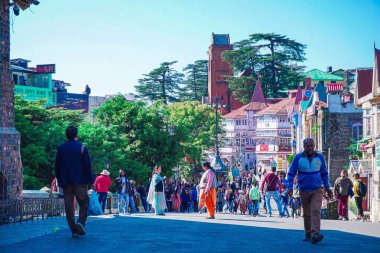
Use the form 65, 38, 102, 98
211, 96, 227, 178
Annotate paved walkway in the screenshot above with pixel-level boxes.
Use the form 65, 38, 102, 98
1, 212, 380, 253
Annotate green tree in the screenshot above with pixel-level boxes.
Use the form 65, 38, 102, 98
14, 96, 83, 189
222, 33, 306, 102
181, 60, 208, 102
135, 61, 184, 104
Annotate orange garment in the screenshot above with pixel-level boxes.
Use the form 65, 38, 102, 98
202, 188, 216, 217
199, 189, 206, 208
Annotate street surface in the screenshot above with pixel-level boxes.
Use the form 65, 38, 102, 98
1, 211, 380, 253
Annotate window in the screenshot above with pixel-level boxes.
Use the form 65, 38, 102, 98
13, 74, 18, 85
279, 116, 285, 122
242, 120, 247, 125
352, 124, 363, 141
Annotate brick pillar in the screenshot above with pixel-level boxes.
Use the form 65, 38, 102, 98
0, 1, 23, 200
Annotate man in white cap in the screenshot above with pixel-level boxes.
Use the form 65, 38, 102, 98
94, 169, 112, 213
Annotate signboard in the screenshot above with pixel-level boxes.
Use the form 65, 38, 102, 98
245, 147, 255, 151
257, 130, 277, 137
259, 144, 268, 151
57, 93, 89, 113
358, 160, 372, 176
36, 64, 56, 73
278, 129, 291, 137
376, 138, 380, 171
257, 154, 276, 159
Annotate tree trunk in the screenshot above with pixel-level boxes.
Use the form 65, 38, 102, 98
269, 39, 276, 96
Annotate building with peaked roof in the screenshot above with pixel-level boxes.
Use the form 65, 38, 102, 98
302, 68, 345, 88
253, 97, 294, 172
221, 80, 275, 169
298, 71, 362, 187
353, 45, 380, 222
207, 33, 243, 115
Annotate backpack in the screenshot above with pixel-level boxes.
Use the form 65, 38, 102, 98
357, 180, 367, 197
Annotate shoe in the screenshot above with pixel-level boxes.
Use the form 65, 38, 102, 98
311, 232, 324, 244
72, 232, 79, 238
75, 223, 86, 236
267, 214, 272, 217
302, 234, 311, 242
338, 216, 343, 220
206, 216, 215, 219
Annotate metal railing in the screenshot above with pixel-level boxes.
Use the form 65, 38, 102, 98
0, 198, 65, 226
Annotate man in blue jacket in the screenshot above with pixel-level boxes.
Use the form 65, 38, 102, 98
55, 126, 94, 238
287, 138, 333, 244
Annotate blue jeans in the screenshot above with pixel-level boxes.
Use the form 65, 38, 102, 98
265, 191, 283, 216
321, 208, 327, 219
118, 193, 129, 214
228, 200, 234, 213
140, 196, 148, 212
129, 195, 137, 212
98, 192, 108, 213
252, 200, 259, 215
282, 204, 290, 217
248, 202, 253, 214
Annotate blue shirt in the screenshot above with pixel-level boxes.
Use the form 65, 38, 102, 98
287, 151, 329, 192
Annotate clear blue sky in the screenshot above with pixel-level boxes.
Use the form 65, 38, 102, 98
10, 0, 380, 96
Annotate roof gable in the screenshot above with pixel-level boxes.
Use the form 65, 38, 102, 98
251, 80, 266, 103
256, 98, 295, 115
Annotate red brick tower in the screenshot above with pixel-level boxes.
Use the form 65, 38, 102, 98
208, 33, 242, 114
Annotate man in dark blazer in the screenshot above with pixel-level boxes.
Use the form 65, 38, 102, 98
55, 126, 94, 238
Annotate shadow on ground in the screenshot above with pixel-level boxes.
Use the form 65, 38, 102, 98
1, 216, 379, 253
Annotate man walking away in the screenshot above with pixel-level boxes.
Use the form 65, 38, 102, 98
287, 138, 333, 244
353, 173, 366, 221
260, 167, 283, 217
94, 169, 112, 213
55, 126, 94, 238
334, 169, 353, 221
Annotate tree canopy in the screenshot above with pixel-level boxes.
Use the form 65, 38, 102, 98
222, 33, 306, 103
180, 60, 208, 102
135, 61, 184, 104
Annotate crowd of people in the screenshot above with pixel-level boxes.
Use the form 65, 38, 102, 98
54, 126, 367, 245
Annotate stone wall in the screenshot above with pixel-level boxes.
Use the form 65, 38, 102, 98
0, 2, 23, 200
323, 111, 362, 184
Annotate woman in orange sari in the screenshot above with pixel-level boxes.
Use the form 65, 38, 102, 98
199, 161, 217, 219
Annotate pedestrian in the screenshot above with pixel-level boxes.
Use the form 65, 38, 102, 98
287, 138, 333, 244
54, 126, 94, 238
192, 186, 198, 212
216, 188, 224, 213
94, 169, 112, 214
353, 173, 366, 221
147, 165, 167, 215
334, 169, 353, 221
171, 189, 181, 212
165, 187, 172, 212
137, 183, 148, 212
238, 190, 248, 214
181, 188, 191, 212
199, 161, 218, 219
279, 185, 290, 218
115, 170, 131, 215
321, 188, 328, 220
249, 182, 260, 216
129, 181, 138, 213
260, 166, 283, 217
289, 195, 301, 218
227, 187, 235, 214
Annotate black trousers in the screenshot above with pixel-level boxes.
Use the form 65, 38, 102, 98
355, 197, 364, 216
63, 185, 89, 233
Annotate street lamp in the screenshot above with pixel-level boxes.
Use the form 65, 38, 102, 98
211, 96, 228, 177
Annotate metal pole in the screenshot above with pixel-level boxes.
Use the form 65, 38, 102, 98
328, 147, 331, 183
